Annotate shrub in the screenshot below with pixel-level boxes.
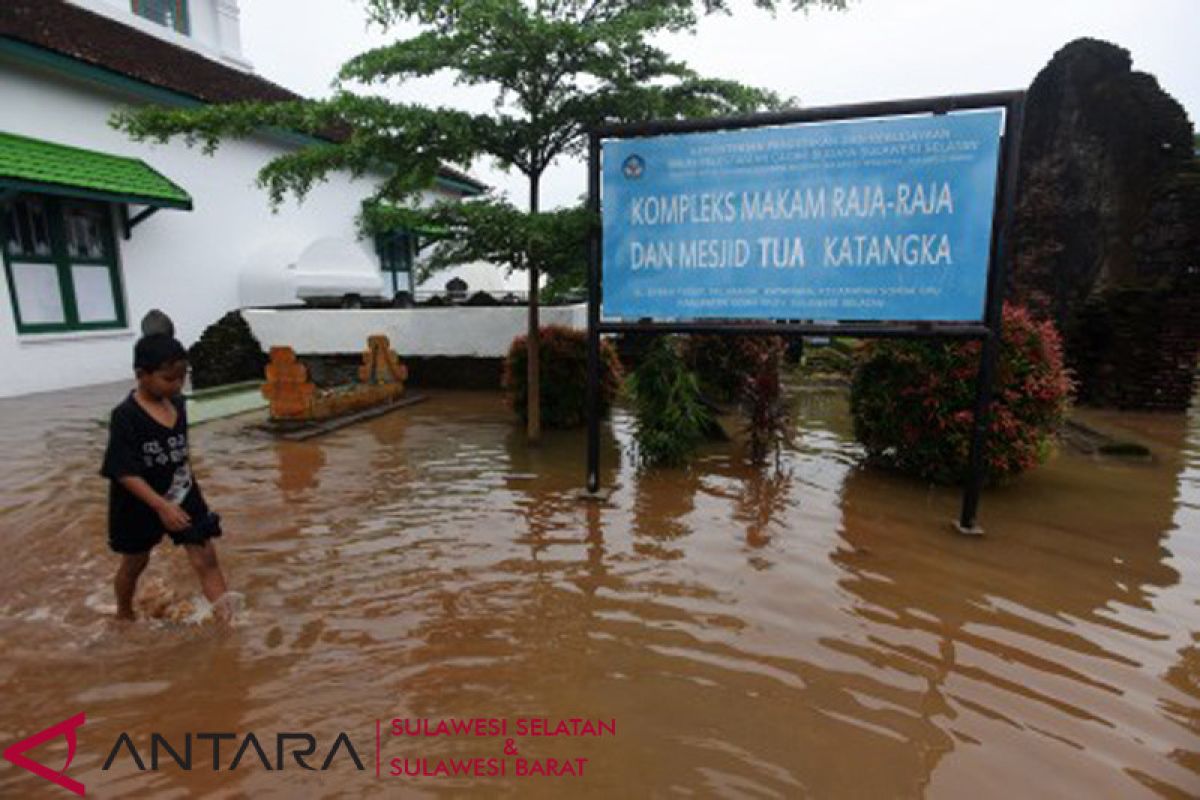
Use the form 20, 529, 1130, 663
741, 345, 793, 467
628, 336, 712, 467
800, 338, 859, 380
465, 290, 499, 306
504, 325, 622, 429
850, 305, 1073, 485
684, 334, 787, 404
188, 311, 268, 389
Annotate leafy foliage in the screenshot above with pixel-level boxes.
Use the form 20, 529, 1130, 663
740, 344, 793, 467
849, 305, 1074, 485
628, 336, 712, 467
111, 0, 843, 293
798, 338, 858, 380
112, 97, 478, 209
683, 334, 787, 404
503, 326, 622, 429
681, 333, 794, 465
362, 198, 592, 288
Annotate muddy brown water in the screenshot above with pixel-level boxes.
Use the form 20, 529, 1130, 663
0, 383, 1197, 798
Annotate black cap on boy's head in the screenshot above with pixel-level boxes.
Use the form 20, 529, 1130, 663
134, 333, 188, 373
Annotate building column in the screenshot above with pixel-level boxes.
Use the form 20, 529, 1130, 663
215, 0, 253, 70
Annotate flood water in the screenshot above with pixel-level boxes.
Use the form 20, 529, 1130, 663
0, 382, 1197, 798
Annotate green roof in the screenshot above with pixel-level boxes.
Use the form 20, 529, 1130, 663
0, 131, 192, 209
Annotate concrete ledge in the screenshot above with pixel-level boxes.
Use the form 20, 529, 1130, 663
17, 328, 135, 346
265, 395, 428, 441
243, 304, 587, 358
186, 386, 268, 426
187, 379, 262, 400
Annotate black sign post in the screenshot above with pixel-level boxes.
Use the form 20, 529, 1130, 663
585, 92, 1025, 535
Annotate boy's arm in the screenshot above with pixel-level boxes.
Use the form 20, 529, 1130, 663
117, 475, 191, 532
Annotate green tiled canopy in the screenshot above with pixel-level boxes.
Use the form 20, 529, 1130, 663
0, 131, 192, 209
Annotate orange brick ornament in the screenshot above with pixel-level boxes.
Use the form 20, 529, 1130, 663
358, 334, 408, 387
263, 336, 408, 423
262, 346, 315, 420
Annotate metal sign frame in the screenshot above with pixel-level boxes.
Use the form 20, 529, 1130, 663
584, 91, 1026, 534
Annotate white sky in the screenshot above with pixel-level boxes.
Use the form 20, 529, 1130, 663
240, 0, 1198, 210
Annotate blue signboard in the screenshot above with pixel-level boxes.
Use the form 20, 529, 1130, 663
601, 110, 1005, 321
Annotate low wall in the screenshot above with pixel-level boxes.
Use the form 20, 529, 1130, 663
302, 355, 505, 390
242, 305, 588, 390
242, 305, 588, 357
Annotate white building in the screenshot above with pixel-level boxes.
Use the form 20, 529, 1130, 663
0, 0, 488, 398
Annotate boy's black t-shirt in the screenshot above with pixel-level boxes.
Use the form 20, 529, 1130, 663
100, 393, 212, 552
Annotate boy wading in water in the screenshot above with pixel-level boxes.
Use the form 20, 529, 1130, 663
101, 333, 230, 621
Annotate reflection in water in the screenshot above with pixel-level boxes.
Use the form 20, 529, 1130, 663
274, 439, 326, 494
632, 463, 701, 557
0, 384, 1197, 798
735, 468, 794, 556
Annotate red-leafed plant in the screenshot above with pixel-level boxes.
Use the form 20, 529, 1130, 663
741, 345, 793, 468
684, 334, 788, 404
504, 326, 622, 429
850, 305, 1073, 485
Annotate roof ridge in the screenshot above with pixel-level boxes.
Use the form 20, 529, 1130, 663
0, 0, 299, 104
0, 129, 154, 166
0, 0, 487, 194
0, 129, 192, 207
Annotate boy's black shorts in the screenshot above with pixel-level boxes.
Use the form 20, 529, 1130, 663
110, 512, 222, 555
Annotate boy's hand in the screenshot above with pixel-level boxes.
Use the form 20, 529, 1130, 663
116, 476, 192, 531
156, 502, 191, 532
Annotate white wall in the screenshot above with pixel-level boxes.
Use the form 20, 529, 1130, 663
243, 305, 588, 358
67, 0, 249, 71
0, 60, 460, 398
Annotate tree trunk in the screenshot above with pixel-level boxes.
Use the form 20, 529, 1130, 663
526, 177, 541, 441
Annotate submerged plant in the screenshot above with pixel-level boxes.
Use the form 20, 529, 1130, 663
504, 326, 621, 429
628, 336, 711, 468
741, 347, 794, 468
850, 305, 1073, 485
683, 333, 788, 404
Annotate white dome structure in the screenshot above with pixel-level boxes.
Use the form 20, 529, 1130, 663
292, 237, 384, 301
238, 237, 384, 307
238, 240, 302, 307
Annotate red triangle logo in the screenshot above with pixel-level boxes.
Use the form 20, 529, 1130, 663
2, 712, 86, 796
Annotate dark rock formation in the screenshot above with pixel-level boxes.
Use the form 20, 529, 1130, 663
1008, 38, 1199, 410
187, 310, 269, 390
464, 290, 500, 306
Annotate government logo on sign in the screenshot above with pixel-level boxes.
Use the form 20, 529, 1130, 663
622, 155, 645, 180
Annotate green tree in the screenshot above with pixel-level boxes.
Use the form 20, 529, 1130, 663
112, 0, 844, 440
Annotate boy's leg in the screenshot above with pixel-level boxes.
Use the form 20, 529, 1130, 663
184, 539, 228, 603
115, 552, 150, 620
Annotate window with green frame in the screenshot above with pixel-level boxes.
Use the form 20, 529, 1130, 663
2, 195, 128, 334
130, 0, 190, 35
376, 231, 415, 297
